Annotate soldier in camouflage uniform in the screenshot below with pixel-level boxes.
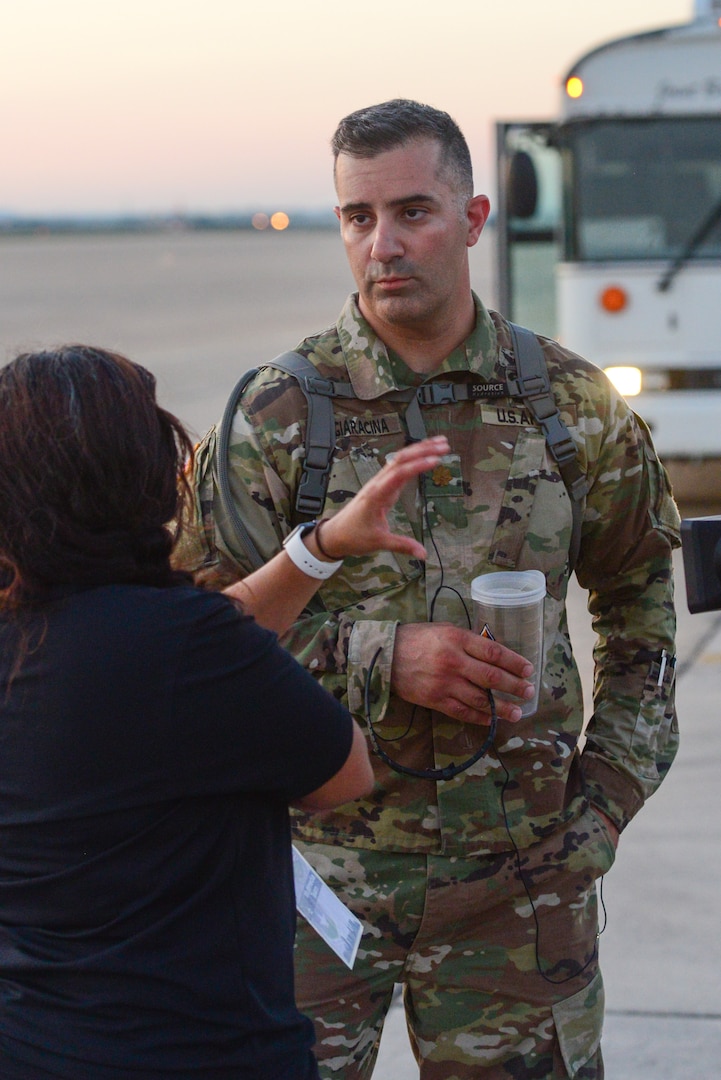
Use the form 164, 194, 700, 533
176, 100, 680, 1078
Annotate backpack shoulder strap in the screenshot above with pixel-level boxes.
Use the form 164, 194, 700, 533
215, 332, 588, 574
266, 353, 354, 516
215, 352, 354, 570
505, 322, 587, 571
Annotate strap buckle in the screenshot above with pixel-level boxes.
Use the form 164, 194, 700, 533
416, 382, 457, 406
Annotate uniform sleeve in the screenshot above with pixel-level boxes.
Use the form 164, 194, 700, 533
574, 390, 681, 832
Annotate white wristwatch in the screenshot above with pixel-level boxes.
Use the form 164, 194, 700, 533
281, 521, 343, 580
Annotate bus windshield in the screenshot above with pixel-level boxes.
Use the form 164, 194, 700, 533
566, 118, 721, 262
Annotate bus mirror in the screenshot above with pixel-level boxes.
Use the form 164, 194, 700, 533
507, 150, 539, 219
681, 516, 721, 613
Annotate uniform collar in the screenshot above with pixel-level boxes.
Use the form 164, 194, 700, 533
335, 293, 503, 400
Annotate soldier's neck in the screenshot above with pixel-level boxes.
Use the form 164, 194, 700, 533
362, 298, 476, 376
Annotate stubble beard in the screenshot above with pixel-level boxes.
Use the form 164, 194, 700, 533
362, 277, 448, 333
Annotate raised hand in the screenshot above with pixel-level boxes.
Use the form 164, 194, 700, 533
310, 437, 449, 562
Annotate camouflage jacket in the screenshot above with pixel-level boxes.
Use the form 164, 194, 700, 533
178, 294, 681, 857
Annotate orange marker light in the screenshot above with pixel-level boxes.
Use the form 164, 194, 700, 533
600, 285, 628, 313
270, 211, 290, 231
566, 76, 584, 99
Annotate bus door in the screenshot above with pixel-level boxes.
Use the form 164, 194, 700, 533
495, 122, 561, 339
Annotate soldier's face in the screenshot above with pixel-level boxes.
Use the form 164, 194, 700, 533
334, 138, 489, 341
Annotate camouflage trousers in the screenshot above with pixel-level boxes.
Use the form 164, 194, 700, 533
294, 804, 616, 1079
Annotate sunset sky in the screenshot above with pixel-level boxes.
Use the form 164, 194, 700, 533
2, 0, 695, 216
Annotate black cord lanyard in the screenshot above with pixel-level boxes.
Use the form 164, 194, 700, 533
363, 646, 497, 781
360, 446, 608, 985
363, 646, 606, 984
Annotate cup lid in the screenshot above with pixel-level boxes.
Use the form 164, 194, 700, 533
470, 570, 546, 606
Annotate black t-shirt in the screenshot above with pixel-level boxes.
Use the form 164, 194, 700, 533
0, 584, 354, 1079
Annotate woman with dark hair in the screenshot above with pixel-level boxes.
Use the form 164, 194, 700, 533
0, 345, 449, 1080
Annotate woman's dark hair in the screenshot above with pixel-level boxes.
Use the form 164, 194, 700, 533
0, 345, 194, 616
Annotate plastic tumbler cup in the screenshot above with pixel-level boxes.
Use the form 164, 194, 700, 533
470, 570, 546, 717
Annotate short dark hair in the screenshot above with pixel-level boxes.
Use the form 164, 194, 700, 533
331, 99, 473, 195
0, 345, 194, 616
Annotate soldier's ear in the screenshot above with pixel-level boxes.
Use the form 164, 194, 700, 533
466, 195, 490, 248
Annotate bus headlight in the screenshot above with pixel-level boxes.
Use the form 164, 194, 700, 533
604, 366, 642, 396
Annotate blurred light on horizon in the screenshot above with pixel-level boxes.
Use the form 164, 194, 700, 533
252, 212, 270, 230
270, 212, 290, 231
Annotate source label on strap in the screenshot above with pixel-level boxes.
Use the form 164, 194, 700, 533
468, 381, 507, 399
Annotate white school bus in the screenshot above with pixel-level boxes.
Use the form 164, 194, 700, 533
496, 0, 721, 476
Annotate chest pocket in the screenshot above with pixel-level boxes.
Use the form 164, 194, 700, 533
316, 446, 423, 613
488, 429, 548, 569
487, 425, 575, 601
